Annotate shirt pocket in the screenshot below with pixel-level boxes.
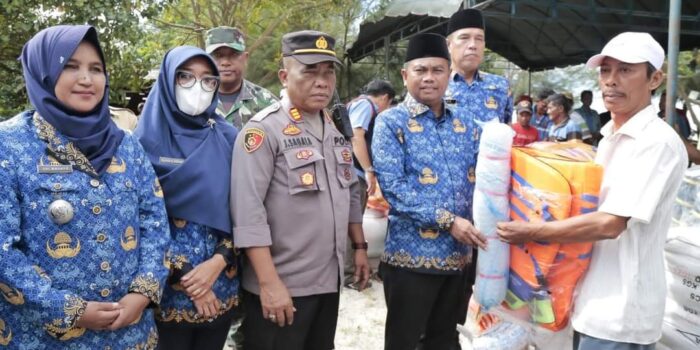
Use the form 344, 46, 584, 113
333, 146, 357, 188
283, 148, 324, 195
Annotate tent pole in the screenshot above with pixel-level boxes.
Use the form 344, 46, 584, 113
665, 0, 681, 128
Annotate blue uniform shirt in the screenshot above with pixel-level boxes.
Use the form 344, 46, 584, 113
372, 95, 480, 274
157, 221, 239, 325
0, 112, 170, 349
446, 70, 512, 124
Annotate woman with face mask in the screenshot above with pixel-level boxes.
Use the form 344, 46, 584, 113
0, 25, 170, 349
135, 46, 239, 350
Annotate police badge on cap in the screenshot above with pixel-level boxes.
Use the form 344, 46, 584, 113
282, 30, 342, 65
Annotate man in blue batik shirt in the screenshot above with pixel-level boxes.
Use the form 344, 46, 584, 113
372, 32, 487, 350
445, 9, 512, 124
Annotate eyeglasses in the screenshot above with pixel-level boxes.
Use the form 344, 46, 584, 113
175, 70, 220, 92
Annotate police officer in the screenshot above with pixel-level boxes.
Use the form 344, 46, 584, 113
230, 30, 370, 350
372, 32, 487, 350
205, 26, 278, 129
445, 9, 512, 124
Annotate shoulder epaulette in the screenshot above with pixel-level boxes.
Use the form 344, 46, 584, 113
250, 101, 281, 122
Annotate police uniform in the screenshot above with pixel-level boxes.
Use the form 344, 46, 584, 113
0, 112, 170, 349
230, 31, 363, 350
205, 26, 278, 129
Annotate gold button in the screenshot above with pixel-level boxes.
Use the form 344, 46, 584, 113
53, 183, 62, 190
100, 288, 110, 297
96, 232, 107, 242
100, 261, 110, 271
92, 205, 102, 215
125, 180, 132, 188
90, 179, 100, 187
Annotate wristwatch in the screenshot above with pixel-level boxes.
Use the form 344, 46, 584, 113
351, 241, 368, 250
364, 166, 376, 173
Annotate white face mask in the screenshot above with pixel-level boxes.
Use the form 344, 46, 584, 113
175, 83, 215, 116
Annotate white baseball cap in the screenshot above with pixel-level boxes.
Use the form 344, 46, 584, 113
585, 32, 665, 70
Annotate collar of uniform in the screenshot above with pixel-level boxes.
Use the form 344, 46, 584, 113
279, 95, 306, 124
216, 79, 254, 114
601, 104, 655, 139
451, 70, 482, 83
403, 94, 448, 120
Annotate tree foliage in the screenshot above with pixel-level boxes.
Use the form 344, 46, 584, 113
0, 0, 167, 118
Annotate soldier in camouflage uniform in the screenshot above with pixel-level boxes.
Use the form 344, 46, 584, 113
205, 27, 278, 129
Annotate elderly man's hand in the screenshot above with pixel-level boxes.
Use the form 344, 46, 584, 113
496, 221, 544, 244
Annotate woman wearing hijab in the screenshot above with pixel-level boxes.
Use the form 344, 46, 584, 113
0, 25, 170, 349
135, 46, 239, 350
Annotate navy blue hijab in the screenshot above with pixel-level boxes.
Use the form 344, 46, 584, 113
135, 46, 238, 235
20, 25, 124, 176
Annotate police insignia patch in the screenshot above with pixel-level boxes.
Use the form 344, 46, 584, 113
244, 128, 265, 153
289, 108, 303, 122
343, 168, 352, 180
283, 123, 302, 136
296, 149, 313, 160
316, 36, 328, 49
301, 172, 315, 186
341, 148, 352, 163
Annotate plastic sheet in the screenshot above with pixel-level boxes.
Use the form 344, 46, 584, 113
473, 122, 514, 310
506, 142, 602, 331
671, 165, 700, 227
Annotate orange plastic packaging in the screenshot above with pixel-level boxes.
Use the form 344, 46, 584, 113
507, 141, 603, 331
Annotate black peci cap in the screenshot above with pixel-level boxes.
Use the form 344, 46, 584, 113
447, 9, 485, 36
405, 33, 450, 63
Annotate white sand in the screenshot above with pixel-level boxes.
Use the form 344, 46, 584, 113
335, 280, 474, 350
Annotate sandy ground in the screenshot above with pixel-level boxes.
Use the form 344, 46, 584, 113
335, 280, 474, 350
225, 279, 473, 350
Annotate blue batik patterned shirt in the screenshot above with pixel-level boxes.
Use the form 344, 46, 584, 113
0, 111, 170, 350
157, 221, 239, 325
446, 70, 512, 124
372, 95, 480, 274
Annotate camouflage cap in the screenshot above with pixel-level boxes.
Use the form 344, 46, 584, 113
205, 26, 245, 54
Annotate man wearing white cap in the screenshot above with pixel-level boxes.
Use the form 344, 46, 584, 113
497, 32, 687, 349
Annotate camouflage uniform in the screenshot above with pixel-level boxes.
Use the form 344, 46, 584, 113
205, 26, 278, 129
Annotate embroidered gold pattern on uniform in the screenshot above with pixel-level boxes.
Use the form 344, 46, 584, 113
418, 168, 438, 185
33, 113, 98, 177
0, 282, 25, 305
106, 156, 127, 174
129, 273, 162, 304
0, 318, 11, 346
121, 225, 137, 251
46, 231, 81, 259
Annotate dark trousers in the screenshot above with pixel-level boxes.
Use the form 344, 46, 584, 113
574, 331, 656, 350
156, 318, 231, 350
460, 248, 478, 324
241, 289, 340, 350
380, 263, 470, 350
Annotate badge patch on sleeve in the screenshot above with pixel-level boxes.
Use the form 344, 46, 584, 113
244, 128, 265, 153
